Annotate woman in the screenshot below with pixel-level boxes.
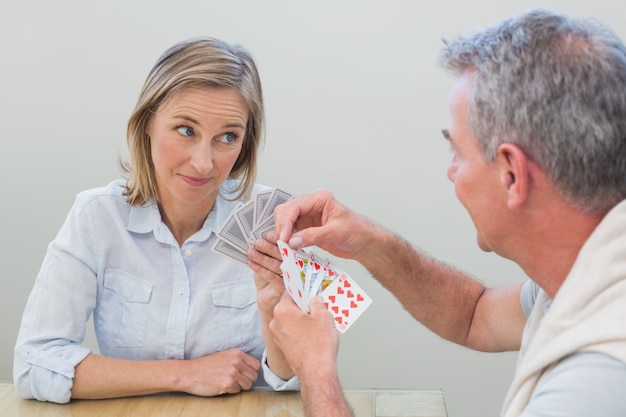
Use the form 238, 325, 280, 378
13, 37, 296, 403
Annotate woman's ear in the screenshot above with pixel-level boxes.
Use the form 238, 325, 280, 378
497, 143, 529, 209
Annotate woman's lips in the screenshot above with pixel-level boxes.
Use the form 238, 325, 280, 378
179, 174, 212, 186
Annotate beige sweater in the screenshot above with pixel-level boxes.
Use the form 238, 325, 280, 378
502, 199, 626, 417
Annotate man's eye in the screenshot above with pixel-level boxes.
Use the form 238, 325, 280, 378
177, 126, 194, 137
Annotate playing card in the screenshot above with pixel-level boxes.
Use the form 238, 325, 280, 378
305, 252, 324, 299
217, 208, 249, 252
233, 199, 255, 244
251, 188, 294, 240
211, 237, 248, 265
212, 188, 294, 265
251, 214, 278, 241
258, 188, 294, 225
308, 259, 340, 297
277, 240, 372, 332
322, 273, 372, 333
278, 240, 309, 311
253, 189, 273, 228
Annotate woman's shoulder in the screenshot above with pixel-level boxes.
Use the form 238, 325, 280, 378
74, 179, 129, 206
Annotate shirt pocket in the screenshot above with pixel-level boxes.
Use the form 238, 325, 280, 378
102, 269, 153, 347
211, 279, 262, 353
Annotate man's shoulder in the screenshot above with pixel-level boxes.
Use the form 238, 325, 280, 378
522, 351, 626, 416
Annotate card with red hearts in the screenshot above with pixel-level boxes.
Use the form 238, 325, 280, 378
277, 240, 310, 312
277, 240, 372, 332
321, 273, 373, 333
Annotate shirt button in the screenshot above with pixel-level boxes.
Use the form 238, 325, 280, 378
184, 249, 192, 256
178, 287, 185, 295
171, 334, 180, 342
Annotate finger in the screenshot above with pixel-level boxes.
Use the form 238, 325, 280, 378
236, 375, 254, 391
274, 190, 332, 242
239, 354, 261, 387
247, 246, 282, 277
245, 354, 262, 372
254, 237, 281, 260
264, 230, 278, 244
270, 293, 295, 330
237, 365, 260, 390
273, 202, 296, 242
309, 295, 335, 326
222, 351, 260, 391
276, 290, 299, 313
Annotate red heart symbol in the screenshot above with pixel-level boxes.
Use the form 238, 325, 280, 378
357, 294, 364, 301
337, 287, 344, 295
347, 290, 354, 298
335, 316, 343, 324
315, 263, 321, 270
297, 260, 303, 268
324, 302, 329, 309
332, 306, 339, 314
350, 301, 358, 308
342, 309, 350, 317
343, 280, 351, 288
328, 295, 336, 303
328, 270, 335, 277
282, 248, 288, 256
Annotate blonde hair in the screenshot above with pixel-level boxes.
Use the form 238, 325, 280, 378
121, 37, 264, 206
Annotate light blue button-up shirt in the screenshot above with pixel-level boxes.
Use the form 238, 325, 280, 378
14, 178, 298, 403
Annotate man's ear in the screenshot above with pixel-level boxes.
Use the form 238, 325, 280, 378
496, 143, 529, 209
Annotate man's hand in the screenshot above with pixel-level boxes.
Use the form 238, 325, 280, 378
273, 189, 376, 262
269, 293, 339, 378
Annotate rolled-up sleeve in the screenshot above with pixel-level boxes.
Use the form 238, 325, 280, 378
14, 342, 91, 403
261, 351, 301, 391
14, 196, 98, 403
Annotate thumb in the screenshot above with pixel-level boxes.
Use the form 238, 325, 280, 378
288, 226, 326, 250
309, 295, 331, 320
309, 295, 325, 310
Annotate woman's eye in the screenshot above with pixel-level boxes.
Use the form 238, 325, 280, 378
220, 133, 237, 143
177, 126, 194, 137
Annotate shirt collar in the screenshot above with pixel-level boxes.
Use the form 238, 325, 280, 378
126, 179, 246, 243
127, 201, 161, 234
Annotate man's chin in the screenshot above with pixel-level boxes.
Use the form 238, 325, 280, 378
476, 237, 493, 253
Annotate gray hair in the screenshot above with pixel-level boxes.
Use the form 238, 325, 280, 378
438, 9, 626, 214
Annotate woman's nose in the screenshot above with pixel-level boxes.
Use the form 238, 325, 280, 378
190, 141, 214, 174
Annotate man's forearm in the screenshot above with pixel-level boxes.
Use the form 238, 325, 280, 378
355, 225, 486, 346
300, 369, 353, 417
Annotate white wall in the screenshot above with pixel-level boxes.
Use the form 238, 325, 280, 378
2, 1, 625, 416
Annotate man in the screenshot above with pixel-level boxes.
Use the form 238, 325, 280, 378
251, 8, 626, 417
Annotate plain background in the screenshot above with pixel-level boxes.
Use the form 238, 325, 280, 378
2, 1, 625, 416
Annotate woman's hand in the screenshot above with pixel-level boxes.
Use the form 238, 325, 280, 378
247, 235, 284, 316
247, 234, 295, 380
179, 349, 261, 396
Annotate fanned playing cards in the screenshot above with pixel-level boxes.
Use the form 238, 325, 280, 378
211, 188, 373, 333
211, 188, 295, 264
277, 240, 373, 333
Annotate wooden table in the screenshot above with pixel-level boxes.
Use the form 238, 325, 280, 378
0, 382, 446, 417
